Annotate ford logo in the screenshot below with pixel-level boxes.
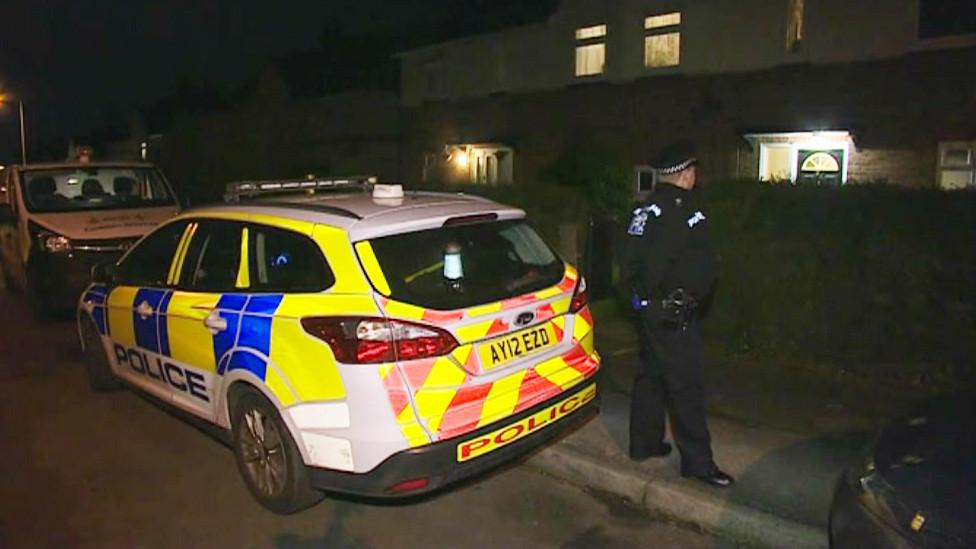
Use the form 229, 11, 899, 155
515, 312, 535, 327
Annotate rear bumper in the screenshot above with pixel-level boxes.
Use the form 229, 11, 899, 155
307, 379, 598, 498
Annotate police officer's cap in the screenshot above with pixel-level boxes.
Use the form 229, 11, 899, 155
651, 140, 698, 175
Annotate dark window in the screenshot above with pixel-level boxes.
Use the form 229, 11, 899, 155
116, 220, 188, 287
365, 220, 565, 310
247, 225, 334, 293
179, 220, 243, 292
919, 0, 976, 39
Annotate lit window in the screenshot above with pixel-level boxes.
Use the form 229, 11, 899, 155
786, 0, 804, 51
575, 44, 606, 76
644, 12, 681, 68
575, 24, 607, 40
938, 141, 976, 190
645, 13, 680, 29
575, 24, 607, 77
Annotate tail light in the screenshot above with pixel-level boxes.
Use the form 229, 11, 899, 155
301, 317, 459, 364
569, 276, 588, 313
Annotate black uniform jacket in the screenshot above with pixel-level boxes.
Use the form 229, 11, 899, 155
621, 183, 717, 302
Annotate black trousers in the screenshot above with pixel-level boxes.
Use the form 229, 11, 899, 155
629, 312, 715, 476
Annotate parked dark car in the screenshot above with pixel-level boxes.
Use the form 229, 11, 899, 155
829, 394, 975, 548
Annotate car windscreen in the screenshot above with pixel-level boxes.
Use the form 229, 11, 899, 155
20, 167, 175, 213
365, 220, 565, 310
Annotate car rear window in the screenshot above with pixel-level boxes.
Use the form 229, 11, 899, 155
365, 220, 565, 310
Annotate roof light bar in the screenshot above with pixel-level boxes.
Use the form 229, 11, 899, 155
224, 175, 378, 202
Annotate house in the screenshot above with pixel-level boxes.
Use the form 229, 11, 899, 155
397, 0, 976, 190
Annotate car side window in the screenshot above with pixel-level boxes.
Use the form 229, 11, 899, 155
179, 220, 243, 293
116, 220, 189, 287
248, 224, 334, 293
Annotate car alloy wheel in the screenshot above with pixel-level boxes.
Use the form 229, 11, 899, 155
230, 388, 322, 513
238, 408, 288, 498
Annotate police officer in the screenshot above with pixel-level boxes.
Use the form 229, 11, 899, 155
622, 140, 734, 487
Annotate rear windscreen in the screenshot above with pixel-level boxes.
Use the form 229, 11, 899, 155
365, 220, 565, 310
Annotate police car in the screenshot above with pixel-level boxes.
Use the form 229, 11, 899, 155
77, 178, 599, 513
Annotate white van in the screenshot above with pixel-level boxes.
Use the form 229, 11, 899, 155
0, 161, 180, 318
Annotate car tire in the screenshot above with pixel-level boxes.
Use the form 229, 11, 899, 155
230, 387, 323, 514
80, 316, 120, 392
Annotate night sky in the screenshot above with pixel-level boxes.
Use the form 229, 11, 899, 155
0, 0, 479, 163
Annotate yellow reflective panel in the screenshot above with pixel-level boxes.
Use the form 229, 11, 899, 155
573, 314, 592, 343
312, 225, 372, 294
265, 366, 297, 407
235, 227, 250, 289
579, 330, 596, 356
107, 287, 138, 346
268, 316, 346, 401
466, 302, 503, 318
353, 241, 391, 296
384, 299, 425, 321
551, 296, 572, 315
167, 222, 196, 285
534, 356, 583, 390
245, 214, 313, 235
165, 291, 219, 372
450, 344, 473, 367
414, 357, 467, 433
534, 286, 563, 300
457, 320, 495, 343
477, 369, 527, 428
396, 406, 431, 448
274, 294, 379, 319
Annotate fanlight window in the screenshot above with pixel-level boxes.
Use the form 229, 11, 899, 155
801, 152, 840, 172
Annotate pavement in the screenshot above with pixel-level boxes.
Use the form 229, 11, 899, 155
526, 350, 874, 549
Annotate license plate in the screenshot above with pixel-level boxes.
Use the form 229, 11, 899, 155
477, 323, 556, 371
456, 383, 597, 462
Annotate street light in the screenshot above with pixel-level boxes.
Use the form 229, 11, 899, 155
0, 92, 27, 165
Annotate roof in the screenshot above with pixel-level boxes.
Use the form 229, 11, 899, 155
13, 161, 158, 171
186, 190, 526, 242
395, 0, 559, 57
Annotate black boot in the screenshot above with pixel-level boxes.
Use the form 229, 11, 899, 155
684, 466, 734, 488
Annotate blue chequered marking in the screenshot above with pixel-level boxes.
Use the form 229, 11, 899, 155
213, 294, 246, 374
157, 291, 174, 357
245, 294, 283, 315
133, 288, 168, 354
227, 350, 267, 380
212, 294, 283, 379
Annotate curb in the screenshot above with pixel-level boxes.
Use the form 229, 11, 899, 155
528, 444, 828, 549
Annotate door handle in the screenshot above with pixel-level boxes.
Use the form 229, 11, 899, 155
203, 310, 228, 334
136, 300, 154, 319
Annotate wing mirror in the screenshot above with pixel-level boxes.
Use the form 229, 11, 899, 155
91, 262, 117, 285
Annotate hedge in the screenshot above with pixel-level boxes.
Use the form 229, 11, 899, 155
445, 180, 976, 372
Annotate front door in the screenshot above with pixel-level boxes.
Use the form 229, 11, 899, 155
796, 149, 844, 186
105, 219, 189, 402
164, 219, 246, 420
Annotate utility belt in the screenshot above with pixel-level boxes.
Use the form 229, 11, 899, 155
632, 288, 698, 330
